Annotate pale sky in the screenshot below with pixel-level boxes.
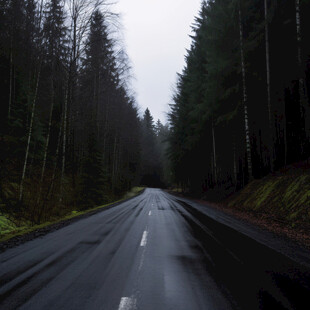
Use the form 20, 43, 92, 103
114, 0, 202, 123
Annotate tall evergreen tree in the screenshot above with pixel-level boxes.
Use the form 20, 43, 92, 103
168, 0, 310, 197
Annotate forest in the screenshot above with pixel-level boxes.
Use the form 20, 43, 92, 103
1, 0, 310, 230
168, 0, 310, 198
0, 0, 167, 226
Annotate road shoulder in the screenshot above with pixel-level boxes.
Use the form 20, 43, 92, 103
166, 191, 310, 268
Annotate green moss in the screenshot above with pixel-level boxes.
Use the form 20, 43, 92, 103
283, 176, 305, 201
0, 216, 17, 235
226, 172, 310, 226
253, 179, 281, 209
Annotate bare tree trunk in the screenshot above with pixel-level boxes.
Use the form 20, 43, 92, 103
233, 137, 237, 183
8, 36, 13, 119
103, 100, 109, 152
295, 0, 309, 148
238, 2, 253, 180
38, 113, 63, 222
211, 119, 217, 185
264, 0, 274, 171
264, 0, 271, 125
59, 87, 68, 203
37, 76, 55, 206
112, 135, 117, 190
19, 65, 41, 201
48, 114, 63, 201
295, 0, 302, 67
96, 75, 100, 139
115, 146, 120, 187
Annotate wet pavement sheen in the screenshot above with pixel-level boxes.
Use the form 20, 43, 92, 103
0, 188, 310, 309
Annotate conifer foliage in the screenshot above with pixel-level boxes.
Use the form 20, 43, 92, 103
0, 1, 142, 222
168, 0, 310, 197
140, 109, 167, 188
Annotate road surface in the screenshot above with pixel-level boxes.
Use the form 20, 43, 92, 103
1, 188, 310, 309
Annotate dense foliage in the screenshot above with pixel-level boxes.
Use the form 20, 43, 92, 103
168, 0, 310, 197
0, 0, 143, 223
139, 108, 170, 187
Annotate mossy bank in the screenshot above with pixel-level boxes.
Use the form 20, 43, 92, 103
226, 165, 310, 229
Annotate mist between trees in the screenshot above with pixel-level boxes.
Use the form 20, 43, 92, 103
0, 0, 169, 225
168, 0, 310, 198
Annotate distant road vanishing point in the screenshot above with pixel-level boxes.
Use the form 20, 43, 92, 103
1, 188, 310, 309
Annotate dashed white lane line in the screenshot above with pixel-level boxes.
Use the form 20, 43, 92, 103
118, 297, 136, 310
148, 211, 152, 216
140, 230, 148, 247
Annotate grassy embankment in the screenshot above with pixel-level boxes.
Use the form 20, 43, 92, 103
225, 162, 310, 229
0, 187, 144, 243
170, 161, 310, 230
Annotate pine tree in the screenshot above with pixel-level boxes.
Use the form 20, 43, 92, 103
78, 134, 107, 209
140, 108, 162, 187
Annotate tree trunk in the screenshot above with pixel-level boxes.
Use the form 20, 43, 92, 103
238, 2, 253, 180
233, 137, 237, 184
264, 0, 271, 123
264, 0, 274, 171
96, 74, 100, 139
295, 0, 302, 67
103, 98, 109, 152
59, 86, 68, 203
8, 36, 13, 119
19, 65, 41, 201
37, 75, 55, 205
112, 135, 117, 190
211, 119, 217, 185
295, 0, 309, 150
47, 113, 63, 201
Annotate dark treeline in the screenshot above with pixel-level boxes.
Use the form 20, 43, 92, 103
0, 0, 157, 224
140, 108, 170, 188
168, 0, 310, 197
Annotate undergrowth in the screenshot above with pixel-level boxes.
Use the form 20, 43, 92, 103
226, 172, 310, 227
0, 187, 144, 242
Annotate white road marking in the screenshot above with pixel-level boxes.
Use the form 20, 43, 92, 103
140, 230, 148, 246
139, 244, 146, 270
118, 297, 136, 310
148, 211, 152, 216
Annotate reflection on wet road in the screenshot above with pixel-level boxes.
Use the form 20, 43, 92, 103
1, 188, 310, 309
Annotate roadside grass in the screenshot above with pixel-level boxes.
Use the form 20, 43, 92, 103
122, 187, 145, 199
0, 216, 19, 235
0, 187, 145, 243
226, 171, 310, 228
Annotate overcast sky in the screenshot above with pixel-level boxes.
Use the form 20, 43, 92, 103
114, 0, 202, 123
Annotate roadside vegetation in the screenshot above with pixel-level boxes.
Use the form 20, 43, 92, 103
226, 162, 310, 228
0, 0, 167, 233
168, 0, 310, 199
167, 0, 310, 239
0, 187, 144, 243
1, 0, 310, 245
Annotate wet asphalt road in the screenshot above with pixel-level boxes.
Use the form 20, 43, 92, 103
1, 188, 310, 310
